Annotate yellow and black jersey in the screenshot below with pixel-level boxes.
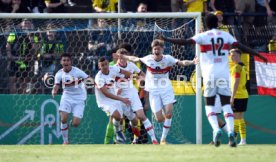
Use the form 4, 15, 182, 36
231, 62, 248, 99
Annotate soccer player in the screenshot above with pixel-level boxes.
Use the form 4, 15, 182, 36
229, 49, 249, 145
159, 14, 267, 147
95, 57, 140, 144
117, 39, 196, 144
115, 48, 158, 144
52, 53, 89, 144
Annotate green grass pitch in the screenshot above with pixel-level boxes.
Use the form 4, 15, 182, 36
1, 145, 276, 162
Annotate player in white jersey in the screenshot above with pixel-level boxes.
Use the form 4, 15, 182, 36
117, 39, 196, 144
95, 57, 141, 144
52, 53, 89, 144
115, 48, 158, 144
160, 14, 267, 147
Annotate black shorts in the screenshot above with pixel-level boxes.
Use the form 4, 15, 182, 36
232, 98, 248, 112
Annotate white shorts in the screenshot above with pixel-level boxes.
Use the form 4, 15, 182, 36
59, 98, 85, 119
100, 100, 135, 120
214, 94, 222, 114
149, 88, 176, 113
203, 79, 231, 97
100, 100, 123, 117
120, 88, 143, 112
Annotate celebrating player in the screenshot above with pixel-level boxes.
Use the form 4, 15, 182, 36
52, 53, 90, 144
117, 39, 196, 144
115, 48, 158, 144
94, 57, 140, 144
159, 14, 267, 147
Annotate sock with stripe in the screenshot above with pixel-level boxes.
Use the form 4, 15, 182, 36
161, 118, 172, 141
222, 104, 234, 133
61, 123, 69, 143
142, 118, 157, 141
205, 106, 220, 132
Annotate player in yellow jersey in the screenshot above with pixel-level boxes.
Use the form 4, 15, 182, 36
229, 49, 248, 145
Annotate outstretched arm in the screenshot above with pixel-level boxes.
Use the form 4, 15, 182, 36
117, 54, 140, 62
158, 33, 195, 45
233, 43, 268, 63
177, 56, 198, 66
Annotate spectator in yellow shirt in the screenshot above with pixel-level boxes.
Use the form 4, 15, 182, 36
93, 0, 118, 12
183, 0, 208, 13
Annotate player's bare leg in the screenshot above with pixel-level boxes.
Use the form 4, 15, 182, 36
136, 109, 158, 144
160, 103, 173, 145
60, 111, 69, 144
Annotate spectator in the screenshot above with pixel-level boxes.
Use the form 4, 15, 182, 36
38, 24, 66, 93
6, 19, 39, 94
88, 19, 116, 62
265, 0, 276, 25
0, 0, 12, 13
183, 0, 208, 13
44, 0, 66, 13
92, 0, 118, 12
209, 0, 235, 25
255, 0, 269, 26
268, 35, 276, 53
171, 0, 186, 12
11, 0, 31, 13
234, 0, 255, 25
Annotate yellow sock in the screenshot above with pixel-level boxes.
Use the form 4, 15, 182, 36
239, 119, 246, 140
234, 119, 240, 135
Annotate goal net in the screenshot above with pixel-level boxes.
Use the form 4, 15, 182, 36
0, 13, 201, 144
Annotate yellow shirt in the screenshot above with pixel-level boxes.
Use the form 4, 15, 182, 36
231, 62, 248, 99
92, 0, 118, 12
184, 0, 207, 12
268, 40, 276, 53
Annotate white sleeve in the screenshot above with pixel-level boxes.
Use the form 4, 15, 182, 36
167, 55, 179, 66
112, 66, 121, 75
95, 74, 105, 89
130, 62, 141, 74
54, 72, 62, 85
140, 55, 150, 66
76, 68, 89, 79
191, 33, 202, 44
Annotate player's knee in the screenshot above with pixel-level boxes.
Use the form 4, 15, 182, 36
71, 122, 80, 128
219, 95, 231, 106
165, 113, 172, 119
61, 118, 68, 124
205, 96, 216, 106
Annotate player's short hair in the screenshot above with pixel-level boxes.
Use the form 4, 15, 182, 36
98, 56, 107, 63
117, 48, 129, 55
230, 48, 242, 55
119, 43, 133, 53
205, 14, 218, 29
61, 53, 72, 59
151, 39, 164, 48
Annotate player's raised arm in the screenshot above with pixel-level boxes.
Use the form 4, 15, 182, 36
158, 33, 195, 45
232, 42, 268, 63
177, 57, 198, 66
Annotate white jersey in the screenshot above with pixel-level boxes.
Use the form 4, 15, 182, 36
94, 66, 122, 107
191, 29, 237, 81
114, 61, 141, 91
140, 54, 178, 92
54, 66, 88, 100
